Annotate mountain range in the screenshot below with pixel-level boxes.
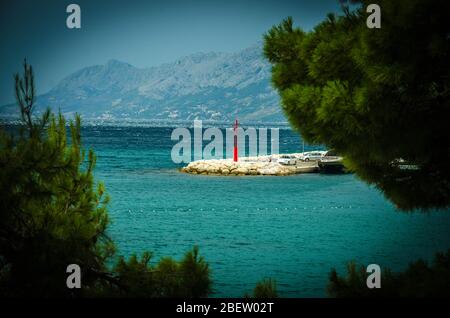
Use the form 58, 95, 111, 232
0, 43, 286, 123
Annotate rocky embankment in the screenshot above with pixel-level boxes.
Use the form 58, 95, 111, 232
181, 155, 319, 176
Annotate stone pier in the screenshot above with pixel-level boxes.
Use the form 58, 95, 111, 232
181, 154, 319, 176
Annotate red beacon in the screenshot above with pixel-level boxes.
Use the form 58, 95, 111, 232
233, 119, 238, 162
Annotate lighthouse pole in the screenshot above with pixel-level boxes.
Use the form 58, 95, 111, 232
233, 118, 238, 162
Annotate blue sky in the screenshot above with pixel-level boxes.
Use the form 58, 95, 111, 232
0, 0, 344, 104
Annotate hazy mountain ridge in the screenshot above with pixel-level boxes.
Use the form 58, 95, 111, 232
1, 43, 285, 122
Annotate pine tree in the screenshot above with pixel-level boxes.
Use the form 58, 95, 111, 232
327, 249, 450, 297
263, 0, 450, 210
0, 60, 211, 297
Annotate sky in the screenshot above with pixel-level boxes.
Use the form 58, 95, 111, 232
0, 0, 344, 105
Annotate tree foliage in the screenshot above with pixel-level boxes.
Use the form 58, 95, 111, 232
328, 249, 450, 297
0, 61, 211, 297
263, 0, 450, 210
252, 278, 278, 298
109, 246, 211, 297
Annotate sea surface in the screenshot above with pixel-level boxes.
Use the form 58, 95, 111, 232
80, 125, 450, 297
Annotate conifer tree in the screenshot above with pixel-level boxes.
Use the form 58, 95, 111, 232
0, 60, 211, 297
328, 249, 450, 297
263, 0, 450, 210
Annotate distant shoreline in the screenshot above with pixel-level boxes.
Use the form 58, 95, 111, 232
0, 117, 292, 129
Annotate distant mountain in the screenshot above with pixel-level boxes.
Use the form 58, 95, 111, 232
0, 43, 286, 123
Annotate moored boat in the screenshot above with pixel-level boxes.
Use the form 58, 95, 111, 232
318, 150, 346, 173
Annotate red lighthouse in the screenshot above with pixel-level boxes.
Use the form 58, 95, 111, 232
233, 119, 238, 162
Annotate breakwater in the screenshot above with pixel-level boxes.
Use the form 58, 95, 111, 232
181, 154, 319, 176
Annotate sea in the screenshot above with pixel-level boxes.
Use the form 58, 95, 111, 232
77, 124, 450, 297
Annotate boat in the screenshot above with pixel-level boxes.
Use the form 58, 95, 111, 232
318, 150, 346, 174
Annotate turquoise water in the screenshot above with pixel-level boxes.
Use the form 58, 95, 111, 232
83, 126, 450, 297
